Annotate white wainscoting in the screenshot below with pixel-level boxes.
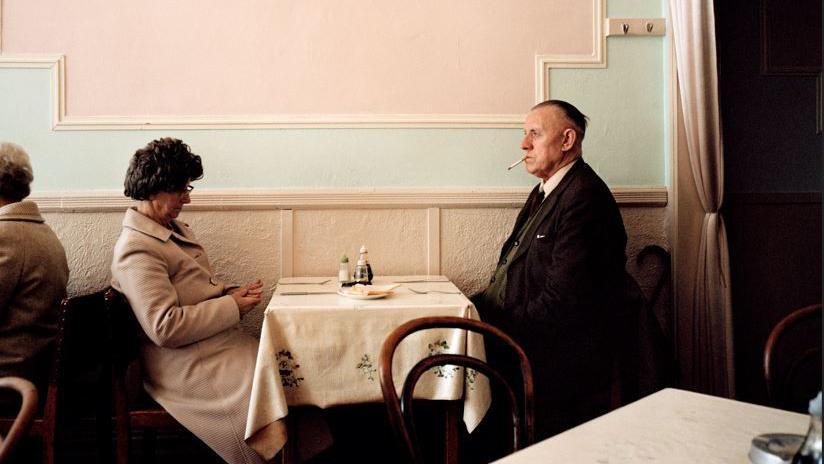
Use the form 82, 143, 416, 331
30, 186, 666, 212
37, 187, 668, 319
42, 200, 669, 339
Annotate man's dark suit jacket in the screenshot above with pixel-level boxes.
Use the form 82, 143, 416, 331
475, 159, 644, 440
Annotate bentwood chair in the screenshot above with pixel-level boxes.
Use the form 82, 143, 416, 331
764, 303, 822, 412
0, 377, 38, 463
0, 288, 112, 464
379, 317, 534, 464
0, 340, 57, 464
105, 288, 192, 464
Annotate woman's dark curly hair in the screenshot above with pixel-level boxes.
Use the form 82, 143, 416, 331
124, 138, 203, 200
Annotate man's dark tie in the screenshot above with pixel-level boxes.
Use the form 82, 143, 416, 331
526, 188, 544, 219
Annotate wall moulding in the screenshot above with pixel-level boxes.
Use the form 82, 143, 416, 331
0, 54, 525, 129
0, 54, 65, 126
535, 0, 606, 102
0, 54, 523, 129
30, 186, 668, 213
1, 0, 607, 130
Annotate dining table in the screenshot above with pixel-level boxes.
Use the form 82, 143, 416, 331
243, 275, 491, 461
492, 387, 809, 463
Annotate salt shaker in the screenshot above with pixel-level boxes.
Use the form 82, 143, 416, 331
338, 255, 351, 285
792, 391, 822, 464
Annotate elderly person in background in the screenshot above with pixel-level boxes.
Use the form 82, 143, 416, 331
110, 138, 265, 464
0, 142, 69, 396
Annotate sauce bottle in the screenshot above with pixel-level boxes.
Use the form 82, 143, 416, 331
358, 245, 374, 284
353, 257, 369, 285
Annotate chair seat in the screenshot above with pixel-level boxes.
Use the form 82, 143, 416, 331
129, 409, 181, 429
130, 390, 162, 410
124, 377, 182, 429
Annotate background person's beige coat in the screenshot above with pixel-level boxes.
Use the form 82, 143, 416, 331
111, 208, 265, 464
0, 200, 69, 390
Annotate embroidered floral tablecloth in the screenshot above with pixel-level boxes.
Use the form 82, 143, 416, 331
244, 276, 491, 459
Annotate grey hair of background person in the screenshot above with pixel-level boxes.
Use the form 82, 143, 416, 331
0, 142, 34, 202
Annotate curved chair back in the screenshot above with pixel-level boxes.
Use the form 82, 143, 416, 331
58, 288, 116, 462
0, 288, 113, 464
764, 303, 822, 412
104, 288, 141, 375
379, 316, 534, 463
0, 377, 38, 463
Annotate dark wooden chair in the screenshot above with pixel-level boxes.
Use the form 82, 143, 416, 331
0, 288, 112, 464
0, 333, 58, 464
764, 303, 822, 412
104, 288, 189, 464
0, 377, 38, 463
379, 316, 534, 464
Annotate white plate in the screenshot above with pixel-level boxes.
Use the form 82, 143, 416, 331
337, 289, 392, 300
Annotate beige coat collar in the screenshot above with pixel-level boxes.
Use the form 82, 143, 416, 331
0, 200, 45, 223
122, 207, 197, 245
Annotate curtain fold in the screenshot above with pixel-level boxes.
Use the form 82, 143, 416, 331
669, 0, 735, 396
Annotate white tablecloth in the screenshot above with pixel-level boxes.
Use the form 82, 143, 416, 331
245, 276, 491, 459
493, 388, 808, 464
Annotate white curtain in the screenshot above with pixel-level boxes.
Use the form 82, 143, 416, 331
669, 0, 735, 397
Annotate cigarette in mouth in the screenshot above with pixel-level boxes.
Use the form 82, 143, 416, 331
507, 156, 526, 170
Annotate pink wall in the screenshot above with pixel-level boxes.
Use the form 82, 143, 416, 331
3, 0, 595, 116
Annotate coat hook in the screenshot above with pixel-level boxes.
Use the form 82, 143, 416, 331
622, 23, 630, 34
646, 22, 654, 33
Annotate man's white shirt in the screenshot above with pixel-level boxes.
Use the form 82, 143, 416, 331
539, 158, 579, 199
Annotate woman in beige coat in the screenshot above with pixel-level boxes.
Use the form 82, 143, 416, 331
0, 142, 69, 395
110, 138, 266, 464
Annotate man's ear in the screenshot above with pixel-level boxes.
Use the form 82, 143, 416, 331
561, 128, 577, 151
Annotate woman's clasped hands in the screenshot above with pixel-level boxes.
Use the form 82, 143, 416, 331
228, 279, 263, 317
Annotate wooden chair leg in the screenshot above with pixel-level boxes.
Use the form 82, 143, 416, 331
143, 429, 157, 464
113, 368, 129, 464
96, 417, 113, 463
115, 416, 129, 464
444, 401, 460, 464
42, 428, 56, 464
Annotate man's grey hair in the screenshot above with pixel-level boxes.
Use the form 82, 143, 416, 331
532, 99, 589, 143
0, 142, 34, 202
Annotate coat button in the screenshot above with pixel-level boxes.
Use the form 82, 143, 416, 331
490, 276, 496, 283
514, 240, 519, 246
209, 277, 218, 285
